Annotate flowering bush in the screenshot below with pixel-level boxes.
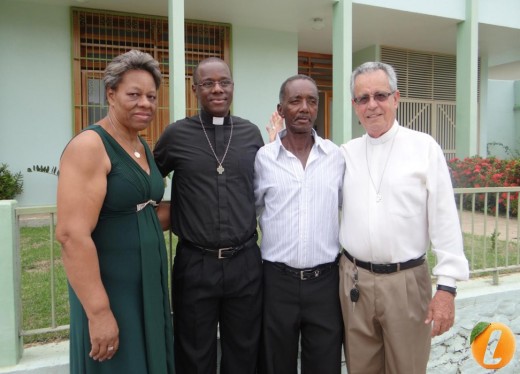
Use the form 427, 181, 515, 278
448, 156, 520, 216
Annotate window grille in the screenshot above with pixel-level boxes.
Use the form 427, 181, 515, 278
381, 46, 480, 159
298, 52, 333, 91
298, 52, 333, 138
72, 8, 230, 147
381, 46, 457, 101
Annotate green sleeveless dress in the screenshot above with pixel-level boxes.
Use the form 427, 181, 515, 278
68, 125, 175, 373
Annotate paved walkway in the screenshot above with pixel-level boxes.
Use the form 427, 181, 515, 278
459, 210, 519, 240
4, 274, 520, 374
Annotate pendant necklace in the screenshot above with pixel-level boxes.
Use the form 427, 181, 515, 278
108, 114, 141, 158
199, 112, 233, 175
365, 128, 398, 203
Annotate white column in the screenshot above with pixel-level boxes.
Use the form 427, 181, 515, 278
169, 0, 186, 122
455, 0, 479, 157
332, 0, 353, 144
0, 200, 22, 367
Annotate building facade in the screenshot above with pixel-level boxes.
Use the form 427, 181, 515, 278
1, 0, 520, 206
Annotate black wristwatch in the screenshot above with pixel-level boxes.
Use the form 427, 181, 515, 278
436, 284, 457, 297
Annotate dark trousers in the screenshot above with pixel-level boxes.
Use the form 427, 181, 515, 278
172, 239, 262, 374
260, 261, 343, 374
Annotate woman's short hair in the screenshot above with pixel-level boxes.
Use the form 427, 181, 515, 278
103, 49, 162, 90
350, 62, 397, 96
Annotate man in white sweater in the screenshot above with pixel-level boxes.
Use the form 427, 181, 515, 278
339, 61, 469, 374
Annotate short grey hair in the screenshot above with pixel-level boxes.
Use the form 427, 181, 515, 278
103, 49, 162, 90
279, 74, 318, 103
350, 62, 397, 96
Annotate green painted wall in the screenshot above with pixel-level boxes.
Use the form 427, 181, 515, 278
351, 45, 379, 139
479, 0, 520, 29
485, 80, 519, 158
232, 25, 297, 143
0, 1, 72, 207
356, 0, 465, 19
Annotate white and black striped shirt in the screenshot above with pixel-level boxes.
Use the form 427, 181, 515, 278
254, 129, 345, 269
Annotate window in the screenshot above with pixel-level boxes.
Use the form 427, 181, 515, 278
72, 8, 230, 148
298, 52, 333, 138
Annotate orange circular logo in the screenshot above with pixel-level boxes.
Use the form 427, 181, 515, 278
470, 321, 516, 369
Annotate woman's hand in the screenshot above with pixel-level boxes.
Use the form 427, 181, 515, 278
88, 309, 120, 361
156, 201, 171, 231
266, 111, 284, 142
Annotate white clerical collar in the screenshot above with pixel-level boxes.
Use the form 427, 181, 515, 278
213, 117, 224, 125
367, 121, 399, 145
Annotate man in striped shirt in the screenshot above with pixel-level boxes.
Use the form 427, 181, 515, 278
254, 74, 345, 374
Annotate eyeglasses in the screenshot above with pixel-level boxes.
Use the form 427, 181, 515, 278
195, 79, 234, 89
353, 91, 395, 105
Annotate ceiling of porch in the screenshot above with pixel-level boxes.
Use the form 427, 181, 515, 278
22, 0, 520, 79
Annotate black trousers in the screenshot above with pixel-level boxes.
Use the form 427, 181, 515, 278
172, 239, 263, 374
260, 261, 343, 374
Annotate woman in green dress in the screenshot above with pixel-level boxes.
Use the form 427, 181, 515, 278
56, 50, 174, 373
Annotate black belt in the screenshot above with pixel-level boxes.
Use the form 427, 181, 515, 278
268, 258, 338, 281
181, 232, 257, 259
343, 250, 425, 274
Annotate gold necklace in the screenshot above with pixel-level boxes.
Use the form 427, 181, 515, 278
108, 114, 141, 158
365, 128, 398, 203
199, 112, 233, 174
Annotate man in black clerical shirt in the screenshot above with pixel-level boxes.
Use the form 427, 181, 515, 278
154, 57, 264, 374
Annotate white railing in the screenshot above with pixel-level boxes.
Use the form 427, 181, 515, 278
15, 206, 69, 337
10, 188, 520, 339
14, 205, 176, 339
454, 187, 520, 282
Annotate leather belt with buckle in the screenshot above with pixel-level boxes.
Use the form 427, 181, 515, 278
181, 232, 257, 259
343, 250, 425, 274
268, 259, 338, 281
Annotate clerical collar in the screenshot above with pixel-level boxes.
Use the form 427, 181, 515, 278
199, 110, 231, 126
367, 121, 399, 145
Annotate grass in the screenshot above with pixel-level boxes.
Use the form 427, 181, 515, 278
20, 226, 69, 345
427, 232, 520, 275
19, 226, 520, 345
19, 226, 178, 346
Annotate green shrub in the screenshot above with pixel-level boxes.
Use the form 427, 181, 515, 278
0, 163, 23, 200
